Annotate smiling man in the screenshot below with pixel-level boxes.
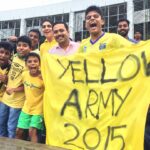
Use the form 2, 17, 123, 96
78, 5, 132, 53
117, 19, 137, 43
49, 22, 79, 56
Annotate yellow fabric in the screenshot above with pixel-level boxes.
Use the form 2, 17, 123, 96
40, 38, 57, 56
78, 33, 133, 53
2, 54, 27, 108
41, 40, 150, 150
22, 71, 44, 115
31, 48, 40, 55
0, 67, 9, 101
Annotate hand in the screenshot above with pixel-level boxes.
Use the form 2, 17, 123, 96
0, 74, 8, 83
8, 36, 18, 42
6, 87, 14, 95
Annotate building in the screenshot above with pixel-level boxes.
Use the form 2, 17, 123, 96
0, 0, 149, 41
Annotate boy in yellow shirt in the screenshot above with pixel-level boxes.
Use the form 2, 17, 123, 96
0, 41, 13, 101
0, 36, 31, 138
78, 5, 132, 53
16, 53, 44, 143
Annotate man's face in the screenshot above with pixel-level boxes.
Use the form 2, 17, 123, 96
117, 21, 129, 37
53, 24, 69, 44
85, 11, 104, 36
28, 31, 39, 49
0, 48, 11, 66
41, 21, 53, 39
17, 42, 31, 57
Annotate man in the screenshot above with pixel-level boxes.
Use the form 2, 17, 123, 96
78, 5, 132, 53
117, 19, 137, 43
49, 22, 79, 56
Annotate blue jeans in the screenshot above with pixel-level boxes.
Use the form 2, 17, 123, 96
0, 102, 21, 138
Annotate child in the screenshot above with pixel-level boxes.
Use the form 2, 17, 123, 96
0, 41, 13, 101
16, 53, 44, 143
0, 36, 31, 138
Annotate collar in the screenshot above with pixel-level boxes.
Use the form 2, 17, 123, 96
56, 41, 73, 50
90, 32, 105, 45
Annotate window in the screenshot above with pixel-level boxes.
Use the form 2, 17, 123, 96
146, 22, 150, 39
119, 14, 126, 20
15, 28, 20, 37
33, 18, 40, 26
55, 15, 62, 22
48, 16, 54, 23
104, 17, 108, 28
134, 1, 144, 11
101, 7, 108, 16
9, 21, 15, 29
119, 4, 126, 14
63, 14, 69, 22
15, 20, 20, 28
75, 32, 82, 41
109, 6, 118, 16
26, 19, 33, 27
109, 16, 117, 27
2, 22, 8, 29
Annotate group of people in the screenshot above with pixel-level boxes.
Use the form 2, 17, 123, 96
0, 4, 148, 149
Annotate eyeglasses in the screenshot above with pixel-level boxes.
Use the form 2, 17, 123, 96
86, 14, 100, 20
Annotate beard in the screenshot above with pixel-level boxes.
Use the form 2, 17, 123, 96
118, 30, 129, 37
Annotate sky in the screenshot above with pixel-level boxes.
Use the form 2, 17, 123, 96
0, 0, 69, 11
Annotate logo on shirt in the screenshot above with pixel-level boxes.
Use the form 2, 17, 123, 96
99, 43, 106, 50
10, 62, 24, 80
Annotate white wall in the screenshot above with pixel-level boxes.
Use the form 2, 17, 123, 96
0, 0, 128, 20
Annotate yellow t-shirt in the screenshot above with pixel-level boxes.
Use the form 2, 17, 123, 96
22, 71, 44, 115
78, 32, 133, 53
40, 38, 57, 56
31, 48, 40, 55
0, 66, 10, 101
2, 54, 27, 108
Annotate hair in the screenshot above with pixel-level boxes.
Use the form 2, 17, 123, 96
117, 19, 130, 26
0, 41, 13, 53
17, 36, 32, 48
29, 29, 41, 39
41, 18, 53, 26
85, 5, 103, 17
52, 22, 69, 31
134, 31, 141, 34
25, 52, 40, 63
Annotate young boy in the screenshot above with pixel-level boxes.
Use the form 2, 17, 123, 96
0, 41, 13, 101
16, 53, 44, 143
0, 36, 31, 138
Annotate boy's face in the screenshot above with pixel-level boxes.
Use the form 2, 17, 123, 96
0, 48, 11, 66
28, 31, 39, 49
17, 42, 31, 57
85, 11, 104, 36
26, 56, 40, 76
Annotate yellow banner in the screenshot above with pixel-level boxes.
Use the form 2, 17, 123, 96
42, 40, 150, 150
